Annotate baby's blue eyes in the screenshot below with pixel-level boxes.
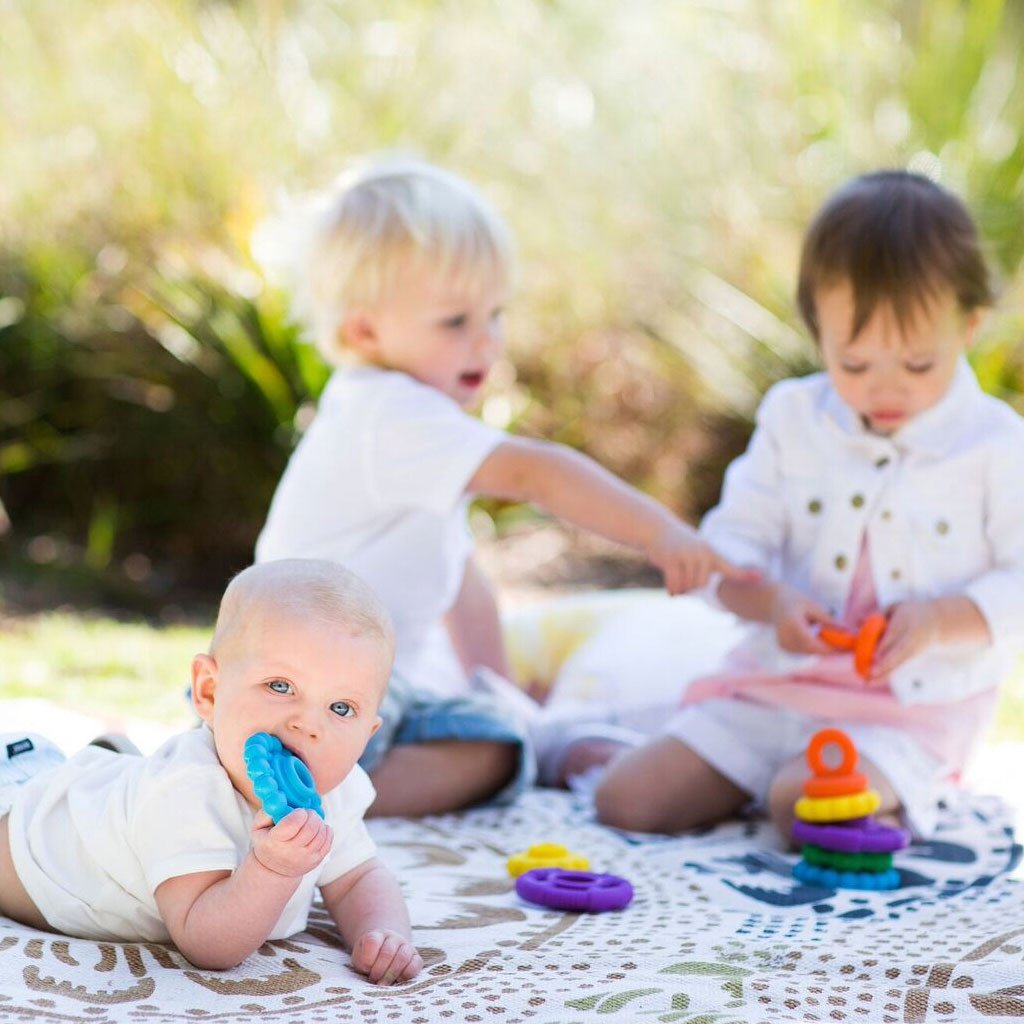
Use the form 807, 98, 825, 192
266, 681, 356, 718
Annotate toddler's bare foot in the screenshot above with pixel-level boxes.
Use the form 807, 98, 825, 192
533, 722, 645, 788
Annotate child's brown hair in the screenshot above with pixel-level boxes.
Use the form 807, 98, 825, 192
797, 170, 993, 342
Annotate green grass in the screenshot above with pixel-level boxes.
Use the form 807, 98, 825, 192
0, 612, 210, 729
2, 609, 1023, 746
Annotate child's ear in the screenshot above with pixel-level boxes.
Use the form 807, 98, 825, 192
191, 654, 219, 724
963, 307, 985, 348
340, 310, 380, 360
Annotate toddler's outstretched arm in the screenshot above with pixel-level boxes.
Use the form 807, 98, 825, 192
467, 438, 752, 594
154, 807, 331, 970
320, 857, 423, 985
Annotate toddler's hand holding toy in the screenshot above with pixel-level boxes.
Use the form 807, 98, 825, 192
251, 808, 334, 878
818, 611, 888, 681
352, 929, 424, 985
770, 584, 835, 655
870, 599, 942, 679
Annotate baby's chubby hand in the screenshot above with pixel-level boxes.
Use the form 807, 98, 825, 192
647, 522, 760, 595
251, 808, 333, 878
352, 929, 424, 985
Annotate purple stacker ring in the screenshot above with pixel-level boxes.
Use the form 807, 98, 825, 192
792, 816, 908, 854
515, 868, 634, 913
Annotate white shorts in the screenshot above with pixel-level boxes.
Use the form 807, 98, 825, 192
663, 700, 947, 837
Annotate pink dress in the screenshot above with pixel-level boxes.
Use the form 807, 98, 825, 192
682, 537, 998, 776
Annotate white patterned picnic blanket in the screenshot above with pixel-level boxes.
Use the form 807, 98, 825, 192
1, 787, 1022, 1023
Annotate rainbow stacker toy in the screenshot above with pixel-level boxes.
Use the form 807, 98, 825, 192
792, 728, 908, 890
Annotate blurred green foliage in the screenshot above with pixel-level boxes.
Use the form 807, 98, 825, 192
2, 0, 1023, 600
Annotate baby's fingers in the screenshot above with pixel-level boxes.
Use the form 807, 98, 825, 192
403, 946, 425, 980
385, 943, 423, 984
250, 809, 275, 836
271, 808, 314, 842
675, 555, 710, 594
871, 631, 908, 680
272, 810, 331, 854
360, 932, 405, 984
797, 625, 832, 655
873, 611, 906, 660
712, 552, 762, 584
778, 618, 829, 655
872, 617, 916, 679
351, 931, 381, 975
660, 563, 687, 596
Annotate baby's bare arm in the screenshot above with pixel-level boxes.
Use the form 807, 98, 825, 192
155, 859, 299, 969
155, 808, 332, 969
468, 439, 751, 593
321, 858, 422, 984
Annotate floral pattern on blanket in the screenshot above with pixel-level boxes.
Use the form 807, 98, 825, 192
1, 788, 1021, 1024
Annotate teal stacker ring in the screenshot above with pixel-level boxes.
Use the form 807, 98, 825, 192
793, 860, 900, 891
243, 732, 324, 823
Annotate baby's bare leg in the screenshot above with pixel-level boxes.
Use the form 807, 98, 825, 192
594, 737, 748, 834
768, 753, 901, 849
366, 741, 518, 817
0, 814, 52, 931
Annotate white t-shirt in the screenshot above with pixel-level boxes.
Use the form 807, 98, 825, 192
256, 368, 504, 690
7, 727, 376, 943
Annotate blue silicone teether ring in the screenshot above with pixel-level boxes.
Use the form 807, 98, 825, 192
793, 860, 900, 891
243, 732, 324, 823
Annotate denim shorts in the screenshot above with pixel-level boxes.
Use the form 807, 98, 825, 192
358, 671, 535, 805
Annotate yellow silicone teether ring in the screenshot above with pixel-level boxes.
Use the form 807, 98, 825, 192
794, 789, 881, 823
507, 842, 590, 878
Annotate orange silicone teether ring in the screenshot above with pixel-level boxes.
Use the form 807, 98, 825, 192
803, 770, 869, 797
819, 624, 856, 651
806, 728, 857, 777
853, 612, 887, 679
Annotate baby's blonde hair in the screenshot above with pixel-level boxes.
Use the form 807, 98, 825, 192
211, 559, 395, 661
302, 156, 513, 366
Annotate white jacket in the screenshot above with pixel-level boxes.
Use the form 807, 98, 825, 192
701, 360, 1024, 705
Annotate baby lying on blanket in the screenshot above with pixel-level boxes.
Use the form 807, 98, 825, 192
0, 558, 422, 984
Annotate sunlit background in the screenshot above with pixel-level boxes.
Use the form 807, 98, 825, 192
2, 0, 1023, 747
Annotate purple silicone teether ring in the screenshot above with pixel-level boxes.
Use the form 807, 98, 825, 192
515, 868, 634, 912
243, 732, 324, 824
792, 816, 908, 854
